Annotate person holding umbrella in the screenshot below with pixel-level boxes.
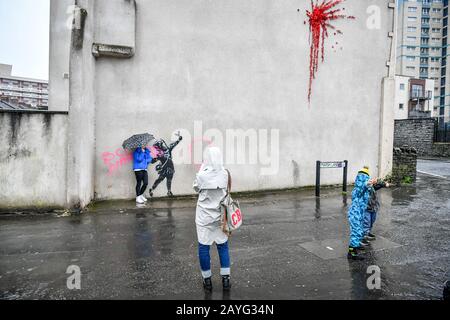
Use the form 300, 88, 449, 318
133, 146, 153, 204
122, 133, 155, 204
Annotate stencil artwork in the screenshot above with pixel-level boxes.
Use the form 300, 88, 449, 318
299, 0, 355, 102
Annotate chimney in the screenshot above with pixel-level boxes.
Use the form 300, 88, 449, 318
0, 64, 13, 77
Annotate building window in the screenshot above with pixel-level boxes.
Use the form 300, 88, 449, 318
408, 26, 417, 32
407, 66, 416, 71
399, 104, 404, 110
400, 83, 406, 91
408, 7, 417, 12
406, 56, 416, 61
407, 46, 416, 51
407, 36, 417, 41
412, 84, 424, 97
408, 17, 418, 22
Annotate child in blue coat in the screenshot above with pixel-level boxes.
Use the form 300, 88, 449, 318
347, 166, 375, 260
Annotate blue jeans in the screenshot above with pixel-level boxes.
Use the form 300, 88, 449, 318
198, 241, 230, 279
363, 210, 377, 236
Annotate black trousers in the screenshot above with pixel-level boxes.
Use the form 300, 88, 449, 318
134, 170, 148, 197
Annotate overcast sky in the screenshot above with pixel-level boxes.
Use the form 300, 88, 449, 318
0, 0, 50, 80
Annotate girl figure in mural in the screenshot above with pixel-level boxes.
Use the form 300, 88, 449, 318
347, 166, 376, 260
148, 134, 183, 198
133, 145, 153, 204
193, 147, 231, 292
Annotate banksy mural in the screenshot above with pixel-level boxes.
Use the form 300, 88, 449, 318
300, 0, 355, 102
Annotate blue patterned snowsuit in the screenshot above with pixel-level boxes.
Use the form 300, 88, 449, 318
348, 172, 371, 248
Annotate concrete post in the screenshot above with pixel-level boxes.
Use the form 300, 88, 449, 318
48, 0, 73, 112
377, 1, 397, 178
66, 0, 96, 209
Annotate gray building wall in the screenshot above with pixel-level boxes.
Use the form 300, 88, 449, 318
89, 0, 396, 200
0, 112, 68, 210
0, 0, 394, 209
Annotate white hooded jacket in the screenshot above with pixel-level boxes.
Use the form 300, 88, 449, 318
193, 147, 229, 245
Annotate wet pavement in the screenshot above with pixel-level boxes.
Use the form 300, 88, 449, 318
417, 158, 450, 178
0, 159, 449, 300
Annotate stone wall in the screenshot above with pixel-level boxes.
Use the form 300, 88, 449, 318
0, 111, 68, 210
392, 146, 417, 184
394, 118, 435, 157
394, 118, 450, 158
430, 143, 450, 158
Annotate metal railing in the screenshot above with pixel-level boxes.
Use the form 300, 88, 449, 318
434, 118, 450, 142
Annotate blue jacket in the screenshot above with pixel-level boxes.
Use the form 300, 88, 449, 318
133, 148, 153, 171
347, 172, 371, 248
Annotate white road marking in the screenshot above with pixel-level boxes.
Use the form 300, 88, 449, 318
417, 170, 447, 179
326, 246, 334, 251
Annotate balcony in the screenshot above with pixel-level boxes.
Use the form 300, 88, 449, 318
410, 91, 432, 100
0, 85, 48, 94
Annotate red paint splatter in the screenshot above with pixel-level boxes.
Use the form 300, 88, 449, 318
304, 0, 355, 102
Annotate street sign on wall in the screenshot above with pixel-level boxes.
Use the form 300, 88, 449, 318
316, 160, 348, 197
319, 161, 346, 169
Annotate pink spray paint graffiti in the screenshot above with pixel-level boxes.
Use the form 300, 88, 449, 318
101, 146, 161, 175
102, 148, 133, 176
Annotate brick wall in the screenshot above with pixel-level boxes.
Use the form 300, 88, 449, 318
431, 143, 450, 158
392, 146, 417, 184
394, 118, 435, 157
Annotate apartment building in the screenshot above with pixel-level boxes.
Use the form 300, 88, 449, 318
395, 75, 435, 119
0, 64, 48, 110
397, 0, 449, 125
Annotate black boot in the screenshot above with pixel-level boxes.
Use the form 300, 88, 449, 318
347, 247, 364, 260
367, 232, 376, 240
360, 239, 370, 246
148, 189, 154, 198
167, 191, 174, 197
222, 275, 231, 291
203, 277, 212, 292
